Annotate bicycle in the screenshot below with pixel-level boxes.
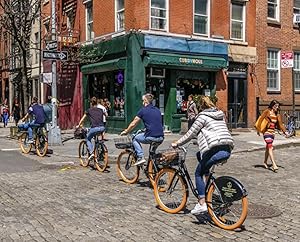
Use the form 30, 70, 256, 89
114, 129, 163, 187
78, 128, 108, 172
284, 112, 297, 137
153, 144, 248, 230
18, 124, 48, 157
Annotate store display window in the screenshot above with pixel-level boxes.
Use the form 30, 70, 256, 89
88, 70, 125, 117
175, 71, 212, 114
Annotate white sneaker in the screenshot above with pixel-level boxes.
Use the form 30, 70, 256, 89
191, 203, 207, 215
134, 157, 146, 166
27, 139, 34, 144
88, 153, 95, 161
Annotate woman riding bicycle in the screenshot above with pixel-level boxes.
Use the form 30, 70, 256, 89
172, 96, 234, 215
77, 97, 105, 160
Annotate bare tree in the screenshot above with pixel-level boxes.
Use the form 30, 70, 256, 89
0, 0, 42, 113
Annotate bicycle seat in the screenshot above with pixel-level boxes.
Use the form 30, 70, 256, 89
149, 141, 163, 154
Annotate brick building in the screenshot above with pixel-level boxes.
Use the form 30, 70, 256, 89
78, 0, 256, 132
256, 0, 300, 122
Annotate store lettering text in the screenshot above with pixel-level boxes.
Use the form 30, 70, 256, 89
179, 58, 203, 65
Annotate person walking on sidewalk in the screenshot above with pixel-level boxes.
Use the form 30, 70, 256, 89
186, 94, 198, 129
120, 93, 164, 166
77, 97, 105, 160
97, 98, 108, 141
255, 100, 289, 172
171, 96, 234, 215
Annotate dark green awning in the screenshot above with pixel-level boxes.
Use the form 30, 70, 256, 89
81, 58, 126, 74
143, 52, 227, 70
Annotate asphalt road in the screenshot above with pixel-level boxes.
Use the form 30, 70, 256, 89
0, 150, 45, 173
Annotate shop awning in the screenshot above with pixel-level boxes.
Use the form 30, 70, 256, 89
143, 52, 227, 70
81, 58, 126, 74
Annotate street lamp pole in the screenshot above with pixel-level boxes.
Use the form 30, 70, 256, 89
48, 0, 62, 145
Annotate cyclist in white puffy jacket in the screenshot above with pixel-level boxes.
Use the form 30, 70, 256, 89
172, 96, 234, 215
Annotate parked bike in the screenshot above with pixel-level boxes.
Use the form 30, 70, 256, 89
153, 144, 248, 230
284, 112, 297, 137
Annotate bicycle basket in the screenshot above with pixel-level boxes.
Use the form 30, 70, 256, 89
74, 127, 87, 139
114, 136, 132, 149
155, 149, 184, 166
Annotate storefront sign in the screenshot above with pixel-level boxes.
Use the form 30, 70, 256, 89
179, 57, 203, 65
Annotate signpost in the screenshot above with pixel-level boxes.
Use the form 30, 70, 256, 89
42, 50, 68, 61
281, 51, 295, 113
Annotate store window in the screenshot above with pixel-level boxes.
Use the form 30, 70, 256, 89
267, 49, 280, 91
231, 2, 245, 41
116, 0, 125, 31
88, 70, 125, 117
194, 0, 209, 35
294, 52, 300, 91
175, 71, 212, 114
150, 0, 168, 31
267, 0, 279, 21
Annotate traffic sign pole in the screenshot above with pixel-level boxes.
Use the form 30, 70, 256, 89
48, 0, 62, 146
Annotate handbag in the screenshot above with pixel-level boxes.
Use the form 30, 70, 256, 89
254, 115, 268, 133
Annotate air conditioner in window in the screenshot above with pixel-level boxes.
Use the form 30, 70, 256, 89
150, 67, 165, 78
293, 14, 300, 24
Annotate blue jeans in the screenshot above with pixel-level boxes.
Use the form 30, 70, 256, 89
18, 121, 43, 140
195, 145, 232, 198
132, 132, 164, 158
3, 113, 9, 126
86, 126, 105, 153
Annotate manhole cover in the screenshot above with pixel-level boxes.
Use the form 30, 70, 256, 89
247, 204, 282, 219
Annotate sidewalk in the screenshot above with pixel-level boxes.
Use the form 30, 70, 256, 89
1, 121, 300, 162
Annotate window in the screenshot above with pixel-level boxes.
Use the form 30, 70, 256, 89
294, 52, 300, 91
150, 0, 168, 31
194, 0, 209, 35
34, 32, 39, 64
85, 0, 93, 40
231, 2, 245, 40
116, 0, 125, 31
294, 0, 300, 14
268, 0, 279, 20
267, 50, 280, 91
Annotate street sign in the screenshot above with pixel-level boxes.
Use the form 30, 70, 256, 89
46, 41, 58, 51
281, 51, 294, 68
42, 50, 68, 61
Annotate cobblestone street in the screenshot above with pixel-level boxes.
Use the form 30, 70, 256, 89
0, 134, 299, 241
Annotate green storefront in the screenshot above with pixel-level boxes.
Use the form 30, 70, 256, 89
80, 33, 228, 133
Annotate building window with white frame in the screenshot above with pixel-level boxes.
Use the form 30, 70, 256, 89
194, 0, 209, 35
116, 0, 125, 31
293, 52, 300, 91
85, 0, 93, 40
267, 49, 280, 91
231, 2, 245, 40
267, 0, 279, 20
150, 0, 168, 31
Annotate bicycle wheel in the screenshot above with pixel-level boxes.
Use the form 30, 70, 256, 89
94, 143, 108, 172
117, 150, 140, 184
206, 182, 248, 230
79, 140, 89, 167
154, 168, 188, 214
36, 134, 48, 157
18, 132, 32, 154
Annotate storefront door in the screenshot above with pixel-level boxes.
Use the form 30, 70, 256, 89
228, 78, 247, 128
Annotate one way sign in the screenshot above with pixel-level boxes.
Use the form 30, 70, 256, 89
42, 50, 68, 61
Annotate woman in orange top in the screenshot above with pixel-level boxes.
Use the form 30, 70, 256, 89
256, 100, 288, 172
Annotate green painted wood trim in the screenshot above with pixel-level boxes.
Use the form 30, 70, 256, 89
145, 51, 227, 70
81, 58, 126, 74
